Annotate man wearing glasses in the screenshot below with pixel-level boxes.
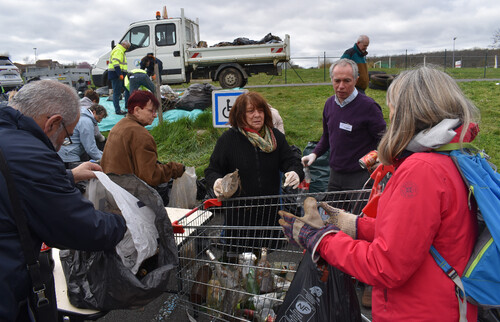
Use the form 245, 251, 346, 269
0, 80, 127, 321
101, 90, 185, 205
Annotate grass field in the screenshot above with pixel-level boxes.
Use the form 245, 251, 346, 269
154, 67, 500, 177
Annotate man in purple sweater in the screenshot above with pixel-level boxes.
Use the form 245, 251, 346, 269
302, 58, 386, 192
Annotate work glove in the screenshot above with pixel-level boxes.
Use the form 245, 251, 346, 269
213, 169, 240, 201
119, 75, 124, 81
279, 197, 339, 258
301, 153, 317, 167
283, 171, 300, 189
320, 202, 358, 239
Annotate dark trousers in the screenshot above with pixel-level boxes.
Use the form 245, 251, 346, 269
111, 78, 129, 113
328, 169, 372, 214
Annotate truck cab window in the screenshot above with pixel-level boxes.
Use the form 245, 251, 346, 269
122, 25, 150, 51
156, 24, 176, 46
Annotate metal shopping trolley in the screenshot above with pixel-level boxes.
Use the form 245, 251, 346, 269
172, 189, 371, 321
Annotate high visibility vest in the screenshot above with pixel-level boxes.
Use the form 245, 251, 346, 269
124, 69, 149, 91
107, 44, 128, 72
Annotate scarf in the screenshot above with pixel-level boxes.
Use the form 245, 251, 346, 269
238, 126, 277, 153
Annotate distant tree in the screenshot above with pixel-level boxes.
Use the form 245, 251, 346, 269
492, 28, 500, 48
77, 61, 92, 69
318, 58, 333, 69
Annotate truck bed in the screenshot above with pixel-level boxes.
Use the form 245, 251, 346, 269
186, 34, 290, 66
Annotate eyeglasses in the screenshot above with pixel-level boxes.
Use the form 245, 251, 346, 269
144, 107, 158, 115
61, 121, 73, 146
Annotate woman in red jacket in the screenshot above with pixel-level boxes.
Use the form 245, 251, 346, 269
280, 66, 480, 321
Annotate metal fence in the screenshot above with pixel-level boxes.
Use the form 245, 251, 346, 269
291, 49, 500, 70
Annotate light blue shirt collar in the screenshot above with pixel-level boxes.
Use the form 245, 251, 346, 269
335, 88, 358, 107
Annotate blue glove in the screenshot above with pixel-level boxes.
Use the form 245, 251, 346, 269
278, 197, 339, 256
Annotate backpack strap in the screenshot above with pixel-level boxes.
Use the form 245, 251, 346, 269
434, 142, 478, 152
430, 245, 468, 322
0, 148, 55, 319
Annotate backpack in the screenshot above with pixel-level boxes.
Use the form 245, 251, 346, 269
430, 143, 500, 321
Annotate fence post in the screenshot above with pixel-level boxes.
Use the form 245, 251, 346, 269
285, 61, 287, 84
324, 52, 326, 82
483, 51, 488, 78
444, 49, 447, 72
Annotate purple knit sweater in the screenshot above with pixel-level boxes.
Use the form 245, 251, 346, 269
313, 94, 386, 173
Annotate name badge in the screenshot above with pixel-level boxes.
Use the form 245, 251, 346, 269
339, 122, 352, 132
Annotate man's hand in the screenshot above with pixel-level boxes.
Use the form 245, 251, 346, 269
71, 162, 102, 182
283, 171, 300, 189
301, 153, 317, 167
119, 75, 124, 81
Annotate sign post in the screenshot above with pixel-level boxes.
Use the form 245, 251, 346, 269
211, 89, 248, 128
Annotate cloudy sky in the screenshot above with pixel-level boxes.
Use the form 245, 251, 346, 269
1, 0, 499, 67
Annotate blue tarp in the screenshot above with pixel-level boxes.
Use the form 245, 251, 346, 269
97, 97, 204, 132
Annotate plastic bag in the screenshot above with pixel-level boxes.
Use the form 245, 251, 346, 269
303, 141, 331, 193
60, 174, 179, 310
168, 166, 197, 208
277, 250, 361, 322
175, 83, 216, 111
86, 171, 158, 274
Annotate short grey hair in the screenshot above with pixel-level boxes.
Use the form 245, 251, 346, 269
121, 40, 131, 48
10, 80, 80, 124
357, 35, 369, 43
329, 58, 359, 80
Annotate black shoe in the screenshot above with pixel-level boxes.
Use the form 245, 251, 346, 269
116, 111, 127, 115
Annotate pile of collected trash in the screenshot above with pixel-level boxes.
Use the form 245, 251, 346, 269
211, 33, 282, 47
189, 248, 293, 321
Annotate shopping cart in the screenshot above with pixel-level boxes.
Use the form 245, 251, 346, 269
173, 189, 371, 321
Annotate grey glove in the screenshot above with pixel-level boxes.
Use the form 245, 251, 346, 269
320, 202, 358, 239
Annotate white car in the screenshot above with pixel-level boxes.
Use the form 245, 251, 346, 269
0, 56, 24, 91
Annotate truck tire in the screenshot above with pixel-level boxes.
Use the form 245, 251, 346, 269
219, 67, 244, 89
370, 74, 394, 90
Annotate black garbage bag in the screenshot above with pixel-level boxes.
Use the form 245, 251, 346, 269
175, 83, 216, 111
259, 33, 282, 43
59, 174, 179, 310
277, 251, 361, 322
303, 141, 330, 193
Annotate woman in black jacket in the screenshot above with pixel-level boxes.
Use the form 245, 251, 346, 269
205, 92, 303, 254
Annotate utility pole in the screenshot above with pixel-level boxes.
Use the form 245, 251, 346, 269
33, 48, 37, 63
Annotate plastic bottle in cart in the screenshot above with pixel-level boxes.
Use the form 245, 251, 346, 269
205, 249, 244, 315
205, 250, 225, 313
256, 248, 274, 294
298, 167, 311, 193
190, 264, 212, 305
296, 167, 311, 211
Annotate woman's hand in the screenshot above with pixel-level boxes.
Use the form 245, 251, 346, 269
284, 171, 300, 189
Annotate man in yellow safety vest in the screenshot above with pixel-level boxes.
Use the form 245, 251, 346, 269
124, 69, 156, 95
108, 40, 131, 115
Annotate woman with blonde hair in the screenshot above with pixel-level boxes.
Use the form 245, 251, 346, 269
280, 66, 480, 321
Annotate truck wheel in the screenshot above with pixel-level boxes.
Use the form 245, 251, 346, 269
219, 67, 243, 89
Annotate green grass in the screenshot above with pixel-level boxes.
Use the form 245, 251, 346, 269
155, 68, 500, 176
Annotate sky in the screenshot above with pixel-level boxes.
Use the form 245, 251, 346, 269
1, 0, 499, 68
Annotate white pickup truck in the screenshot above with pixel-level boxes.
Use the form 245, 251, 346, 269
91, 8, 290, 89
